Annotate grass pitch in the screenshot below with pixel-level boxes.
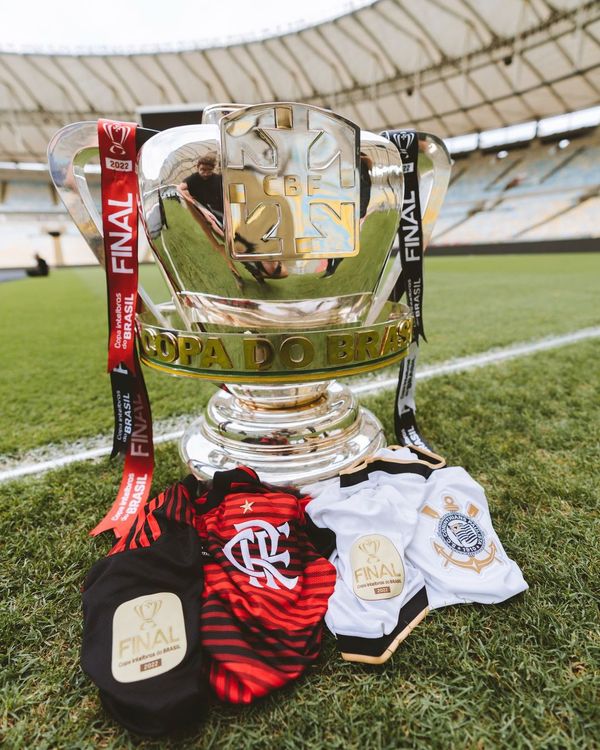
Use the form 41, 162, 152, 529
1, 253, 599, 457
1, 252, 599, 749
1, 340, 598, 749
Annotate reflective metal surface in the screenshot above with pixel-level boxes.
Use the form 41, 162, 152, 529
137, 300, 413, 382
47, 102, 451, 485
181, 381, 386, 485
47, 122, 166, 324
137, 103, 404, 334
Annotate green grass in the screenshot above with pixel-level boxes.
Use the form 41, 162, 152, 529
1, 253, 599, 457
420, 253, 600, 364
1, 339, 599, 749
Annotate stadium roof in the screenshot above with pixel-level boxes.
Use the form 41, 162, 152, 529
1, 0, 599, 162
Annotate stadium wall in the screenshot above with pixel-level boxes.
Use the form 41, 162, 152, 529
428, 238, 600, 255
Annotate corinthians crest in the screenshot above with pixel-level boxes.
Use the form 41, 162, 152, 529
421, 495, 500, 574
221, 103, 361, 261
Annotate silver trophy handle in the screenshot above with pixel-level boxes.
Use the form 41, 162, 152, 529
47, 122, 166, 324
417, 132, 452, 250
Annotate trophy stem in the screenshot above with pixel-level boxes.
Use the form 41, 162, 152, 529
180, 381, 385, 486
227, 382, 330, 409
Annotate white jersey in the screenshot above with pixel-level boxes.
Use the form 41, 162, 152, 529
405, 465, 528, 609
304, 446, 444, 664
304, 446, 528, 661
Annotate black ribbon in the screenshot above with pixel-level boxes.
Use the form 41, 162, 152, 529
381, 129, 432, 451
381, 129, 426, 343
109, 363, 134, 458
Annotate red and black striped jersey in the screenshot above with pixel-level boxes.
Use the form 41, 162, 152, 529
82, 466, 336, 734
108, 477, 199, 556
195, 469, 336, 704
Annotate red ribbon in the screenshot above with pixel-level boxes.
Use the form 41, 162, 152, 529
91, 119, 154, 538
98, 119, 139, 372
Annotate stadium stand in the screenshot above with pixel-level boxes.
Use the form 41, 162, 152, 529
431, 130, 600, 248
0, 0, 598, 269
0, 128, 598, 269
0, 167, 153, 269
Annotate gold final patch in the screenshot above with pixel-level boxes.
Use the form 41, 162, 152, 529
350, 534, 405, 600
111, 592, 187, 683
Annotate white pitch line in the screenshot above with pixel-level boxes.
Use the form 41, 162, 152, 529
1, 326, 598, 483
0, 430, 186, 483
351, 325, 600, 395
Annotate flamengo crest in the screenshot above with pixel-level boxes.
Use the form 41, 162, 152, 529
223, 519, 299, 590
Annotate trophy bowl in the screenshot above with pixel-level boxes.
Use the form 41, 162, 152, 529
48, 102, 450, 485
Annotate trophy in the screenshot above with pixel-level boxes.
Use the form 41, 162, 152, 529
48, 103, 450, 485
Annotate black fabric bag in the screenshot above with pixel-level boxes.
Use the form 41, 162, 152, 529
81, 516, 208, 736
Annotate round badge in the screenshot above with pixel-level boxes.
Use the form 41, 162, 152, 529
438, 512, 485, 557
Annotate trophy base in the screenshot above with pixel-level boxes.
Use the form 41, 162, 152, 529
180, 381, 385, 486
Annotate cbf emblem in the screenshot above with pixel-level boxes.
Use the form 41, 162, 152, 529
421, 495, 499, 574
221, 103, 360, 261
223, 519, 299, 590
